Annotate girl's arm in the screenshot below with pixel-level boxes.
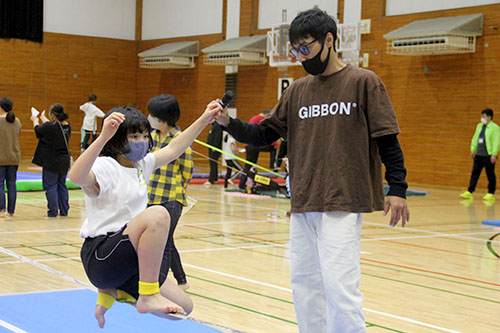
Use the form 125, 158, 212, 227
68, 112, 125, 189
153, 100, 222, 169
40, 110, 49, 123
30, 114, 40, 128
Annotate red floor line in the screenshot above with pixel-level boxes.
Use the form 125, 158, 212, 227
362, 235, 497, 261
190, 207, 273, 223
184, 224, 285, 245
361, 257, 500, 287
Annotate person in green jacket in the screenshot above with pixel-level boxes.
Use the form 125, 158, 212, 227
461, 108, 500, 201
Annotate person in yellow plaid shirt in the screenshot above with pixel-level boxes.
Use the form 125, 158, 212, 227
147, 94, 193, 291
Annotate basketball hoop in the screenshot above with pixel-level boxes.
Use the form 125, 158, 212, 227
267, 23, 301, 68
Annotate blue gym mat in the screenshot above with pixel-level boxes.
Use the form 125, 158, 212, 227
17, 172, 43, 180
0, 289, 220, 332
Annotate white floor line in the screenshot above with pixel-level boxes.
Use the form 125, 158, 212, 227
0, 246, 244, 333
184, 263, 293, 292
0, 245, 92, 289
362, 231, 498, 242
363, 309, 459, 333
194, 196, 288, 213
0, 257, 81, 265
182, 219, 287, 226
180, 244, 287, 253
184, 263, 459, 332
0, 287, 85, 297
363, 221, 500, 244
0, 319, 28, 333
0, 228, 79, 235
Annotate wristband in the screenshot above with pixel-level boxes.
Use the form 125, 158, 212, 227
116, 290, 137, 304
138, 281, 160, 295
96, 292, 115, 309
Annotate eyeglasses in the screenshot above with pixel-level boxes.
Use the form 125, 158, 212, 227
289, 39, 318, 58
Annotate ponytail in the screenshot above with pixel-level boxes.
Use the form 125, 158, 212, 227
50, 103, 69, 122
6, 111, 15, 123
0, 97, 15, 123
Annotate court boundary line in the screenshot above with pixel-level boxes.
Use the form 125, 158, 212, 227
362, 231, 500, 243
0, 319, 28, 333
184, 263, 459, 332
363, 221, 500, 244
0, 245, 245, 333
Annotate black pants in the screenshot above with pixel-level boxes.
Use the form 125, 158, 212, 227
468, 155, 496, 194
224, 160, 244, 187
276, 140, 288, 168
239, 145, 277, 189
151, 201, 187, 284
81, 130, 98, 150
239, 145, 260, 189
208, 149, 221, 184
258, 144, 277, 169
81, 224, 169, 300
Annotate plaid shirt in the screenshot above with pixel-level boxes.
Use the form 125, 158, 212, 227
148, 128, 193, 206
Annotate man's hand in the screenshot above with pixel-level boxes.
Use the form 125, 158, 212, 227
383, 196, 410, 227
491, 155, 497, 164
471, 152, 476, 160
215, 105, 230, 127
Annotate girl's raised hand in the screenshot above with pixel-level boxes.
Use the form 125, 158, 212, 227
202, 100, 224, 125
100, 112, 125, 142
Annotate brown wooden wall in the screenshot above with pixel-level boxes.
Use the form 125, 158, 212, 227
4, 2, 500, 189
361, 2, 500, 188
137, 34, 229, 161
0, 32, 137, 160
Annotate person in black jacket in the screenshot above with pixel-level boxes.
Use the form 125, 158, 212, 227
31, 104, 72, 217
205, 121, 222, 184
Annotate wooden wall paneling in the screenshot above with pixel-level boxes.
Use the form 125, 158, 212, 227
0, 32, 137, 160
136, 34, 227, 166
361, 2, 500, 187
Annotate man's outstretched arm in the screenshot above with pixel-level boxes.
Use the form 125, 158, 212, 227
220, 117, 281, 147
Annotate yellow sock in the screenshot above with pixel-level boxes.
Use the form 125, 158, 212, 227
138, 281, 160, 295
116, 290, 137, 304
96, 292, 115, 309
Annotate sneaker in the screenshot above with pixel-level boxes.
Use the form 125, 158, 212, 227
483, 193, 495, 201
203, 181, 212, 185
460, 191, 473, 199
459, 199, 473, 207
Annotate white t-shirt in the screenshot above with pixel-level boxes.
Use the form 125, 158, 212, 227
80, 102, 105, 132
222, 134, 236, 162
79, 153, 156, 238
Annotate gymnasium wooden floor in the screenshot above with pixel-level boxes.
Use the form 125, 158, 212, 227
1, 166, 500, 332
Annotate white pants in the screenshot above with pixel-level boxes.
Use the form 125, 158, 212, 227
290, 211, 365, 333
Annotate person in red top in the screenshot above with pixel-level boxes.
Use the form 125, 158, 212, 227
239, 110, 278, 189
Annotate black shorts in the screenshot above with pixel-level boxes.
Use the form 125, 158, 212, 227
80, 225, 168, 299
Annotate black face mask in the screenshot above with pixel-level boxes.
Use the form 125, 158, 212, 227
301, 41, 331, 76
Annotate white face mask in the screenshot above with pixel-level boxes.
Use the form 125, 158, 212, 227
148, 115, 163, 129
481, 117, 488, 125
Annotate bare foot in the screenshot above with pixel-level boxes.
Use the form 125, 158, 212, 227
178, 281, 190, 291
95, 305, 108, 328
136, 293, 186, 316
95, 289, 117, 328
